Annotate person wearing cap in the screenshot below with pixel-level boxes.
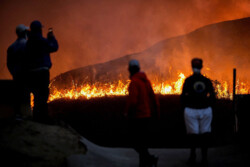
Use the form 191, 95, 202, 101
7, 24, 29, 79
24, 20, 58, 123
7, 24, 30, 119
125, 59, 160, 167
181, 58, 216, 166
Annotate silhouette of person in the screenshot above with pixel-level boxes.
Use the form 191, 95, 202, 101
125, 59, 160, 167
181, 58, 216, 166
24, 20, 58, 123
7, 24, 30, 119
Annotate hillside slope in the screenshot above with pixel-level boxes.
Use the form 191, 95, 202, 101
51, 17, 250, 89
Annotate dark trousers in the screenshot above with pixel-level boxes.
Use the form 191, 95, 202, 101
188, 133, 211, 163
26, 70, 50, 123
129, 118, 153, 165
13, 75, 30, 117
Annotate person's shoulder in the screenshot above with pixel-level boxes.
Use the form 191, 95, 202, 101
201, 74, 212, 81
130, 77, 139, 83
130, 76, 142, 87
184, 75, 193, 82
200, 75, 213, 86
7, 43, 14, 50
7, 40, 18, 51
129, 79, 137, 89
16, 38, 27, 46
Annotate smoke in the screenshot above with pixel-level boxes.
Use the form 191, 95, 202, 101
0, 0, 250, 80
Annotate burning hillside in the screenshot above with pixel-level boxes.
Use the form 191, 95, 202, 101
49, 17, 250, 101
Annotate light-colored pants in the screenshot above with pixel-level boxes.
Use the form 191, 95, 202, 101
184, 107, 212, 134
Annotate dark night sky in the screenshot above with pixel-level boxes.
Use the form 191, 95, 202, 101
1, 0, 250, 80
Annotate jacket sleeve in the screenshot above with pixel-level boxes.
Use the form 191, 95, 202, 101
148, 81, 160, 119
208, 80, 216, 107
180, 79, 188, 109
7, 47, 15, 77
125, 81, 138, 117
46, 36, 58, 53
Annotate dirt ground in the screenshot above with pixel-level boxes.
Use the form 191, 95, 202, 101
67, 137, 250, 167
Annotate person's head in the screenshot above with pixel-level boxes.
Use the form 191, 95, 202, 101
16, 24, 29, 38
30, 20, 43, 34
191, 58, 203, 74
128, 59, 140, 77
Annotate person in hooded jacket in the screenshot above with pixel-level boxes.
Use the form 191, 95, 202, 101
24, 20, 58, 123
7, 24, 30, 119
7, 24, 29, 79
125, 59, 160, 167
181, 58, 216, 166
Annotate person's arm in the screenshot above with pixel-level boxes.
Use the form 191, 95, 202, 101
46, 30, 58, 53
180, 79, 188, 109
7, 47, 16, 77
124, 81, 138, 118
208, 80, 216, 107
148, 81, 160, 119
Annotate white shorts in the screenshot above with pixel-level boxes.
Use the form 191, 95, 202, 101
184, 107, 212, 134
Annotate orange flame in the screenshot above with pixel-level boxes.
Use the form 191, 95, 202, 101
29, 72, 249, 108
47, 72, 249, 102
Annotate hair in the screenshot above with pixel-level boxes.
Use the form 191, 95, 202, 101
191, 58, 203, 69
30, 20, 43, 34
16, 30, 27, 38
128, 65, 140, 77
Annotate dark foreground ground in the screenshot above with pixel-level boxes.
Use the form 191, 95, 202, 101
67, 136, 250, 167
1, 94, 249, 167
49, 95, 250, 167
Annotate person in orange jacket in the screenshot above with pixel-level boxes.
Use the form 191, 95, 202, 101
125, 59, 160, 167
